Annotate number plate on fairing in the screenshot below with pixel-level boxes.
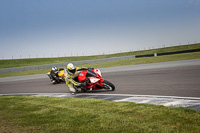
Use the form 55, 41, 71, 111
89, 77, 100, 83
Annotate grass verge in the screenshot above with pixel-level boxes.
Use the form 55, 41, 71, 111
1, 51, 200, 78
0, 43, 200, 69
78, 51, 200, 68
0, 96, 199, 132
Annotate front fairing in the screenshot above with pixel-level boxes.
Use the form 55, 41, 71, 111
47, 72, 50, 77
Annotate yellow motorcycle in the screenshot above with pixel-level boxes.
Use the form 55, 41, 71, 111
47, 68, 65, 84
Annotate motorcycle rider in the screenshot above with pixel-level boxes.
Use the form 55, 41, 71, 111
64, 63, 89, 95
50, 66, 60, 83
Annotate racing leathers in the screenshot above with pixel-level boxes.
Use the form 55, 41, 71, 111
50, 70, 59, 83
64, 67, 88, 93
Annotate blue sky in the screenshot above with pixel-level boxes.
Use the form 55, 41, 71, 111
0, 0, 200, 59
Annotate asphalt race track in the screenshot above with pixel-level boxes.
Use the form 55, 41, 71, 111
1, 62, 200, 97
0, 59, 200, 110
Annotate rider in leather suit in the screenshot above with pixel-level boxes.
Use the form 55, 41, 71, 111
64, 63, 88, 94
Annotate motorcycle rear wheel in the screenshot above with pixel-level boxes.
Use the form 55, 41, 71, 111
102, 80, 115, 91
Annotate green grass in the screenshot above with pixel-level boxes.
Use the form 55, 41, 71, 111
0, 43, 200, 69
1, 51, 200, 78
1, 44, 200, 132
0, 96, 199, 132
79, 51, 200, 68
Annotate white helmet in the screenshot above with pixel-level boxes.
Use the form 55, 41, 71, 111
52, 66, 58, 71
67, 63, 76, 74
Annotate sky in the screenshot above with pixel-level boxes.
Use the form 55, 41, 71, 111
0, 0, 200, 59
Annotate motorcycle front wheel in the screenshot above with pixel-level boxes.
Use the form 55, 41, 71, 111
102, 80, 115, 91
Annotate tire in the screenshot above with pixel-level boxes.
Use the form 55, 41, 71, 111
102, 80, 115, 91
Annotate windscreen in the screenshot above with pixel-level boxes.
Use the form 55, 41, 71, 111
86, 69, 97, 77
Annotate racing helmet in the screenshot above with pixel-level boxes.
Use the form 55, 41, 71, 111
52, 66, 58, 71
67, 63, 76, 74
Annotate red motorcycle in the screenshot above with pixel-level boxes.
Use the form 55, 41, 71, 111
76, 68, 115, 92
